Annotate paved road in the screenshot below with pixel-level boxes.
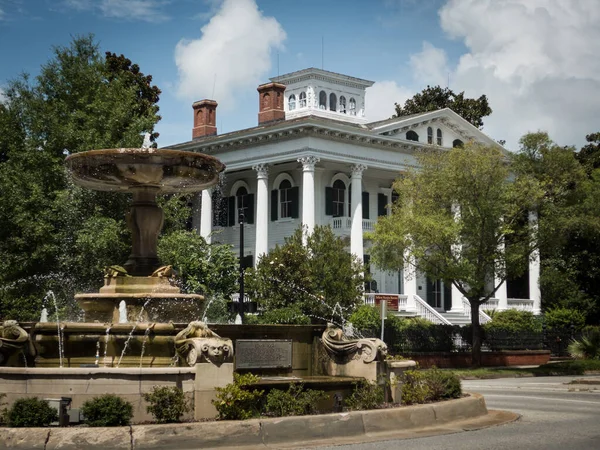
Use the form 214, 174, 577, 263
317, 375, 600, 450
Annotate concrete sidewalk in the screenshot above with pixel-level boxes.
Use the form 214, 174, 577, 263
0, 394, 518, 450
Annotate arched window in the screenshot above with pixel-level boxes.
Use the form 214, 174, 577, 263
332, 179, 346, 217
406, 130, 419, 142
349, 98, 356, 116
339, 96, 347, 113
319, 91, 327, 110
329, 93, 337, 111
299, 91, 307, 108
427, 127, 433, 144
236, 186, 249, 222
453, 139, 464, 148
288, 94, 296, 111
437, 128, 443, 146
279, 179, 292, 218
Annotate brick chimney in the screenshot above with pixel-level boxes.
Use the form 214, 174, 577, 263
257, 82, 286, 125
192, 99, 217, 139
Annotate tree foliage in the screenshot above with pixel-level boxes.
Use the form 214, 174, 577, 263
394, 85, 492, 128
246, 226, 364, 324
0, 35, 161, 320
370, 142, 542, 365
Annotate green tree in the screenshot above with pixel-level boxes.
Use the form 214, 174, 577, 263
394, 85, 492, 129
246, 226, 364, 324
370, 143, 542, 365
577, 132, 600, 173
0, 35, 161, 320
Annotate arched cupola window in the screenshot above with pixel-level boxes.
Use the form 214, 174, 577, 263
339, 96, 347, 113
406, 130, 419, 142
319, 91, 327, 110
299, 91, 307, 108
329, 93, 337, 112
453, 139, 464, 148
437, 128, 443, 146
427, 127, 433, 144
349, 98, 356, 116
288, 94, 296, 111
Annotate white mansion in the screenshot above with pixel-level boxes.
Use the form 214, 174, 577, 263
170, 68, 540, 325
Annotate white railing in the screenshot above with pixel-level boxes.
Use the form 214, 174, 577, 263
362, 219, 376, 231
462, 298, 492, 324
507, 298, 534, 311
480, 298, 499, 311
230, 293, 251, 303
398, 294, 408, 311
329, 217, 376, 231
413, 295, 452, 325
363, 293, 376, 306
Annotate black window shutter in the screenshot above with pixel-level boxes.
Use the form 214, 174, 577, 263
271, 190, 278, 221
378, 193, 387, 217
290, 186, 300, 218
325, 187, 333, 216
227, 196, 235, 226
245, 193, 255, 224
362, 191, 370, 219
348, 188, 352, 217
217, 197, 229, 227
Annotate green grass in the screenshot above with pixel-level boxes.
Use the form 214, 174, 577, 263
448, 359, 600, 379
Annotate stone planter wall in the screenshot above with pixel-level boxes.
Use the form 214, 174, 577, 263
405, 350, 551, 368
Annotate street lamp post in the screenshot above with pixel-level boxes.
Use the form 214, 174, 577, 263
238, 209, 245, 324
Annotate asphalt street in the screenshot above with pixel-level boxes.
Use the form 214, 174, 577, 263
316, 375, 600, 450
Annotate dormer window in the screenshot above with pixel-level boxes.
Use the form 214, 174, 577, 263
406, 130, 419, 142
339, 96, 346, 113
299, 91, 307, 107
437, 128, 443, 146
319, 91, 327, 110
427, 127, 433, 144
288, 94, 296, 111
453, 139, 464, 148
349, 98, 356, 116
329, 93, 337, 112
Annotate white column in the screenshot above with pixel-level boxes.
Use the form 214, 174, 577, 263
298, 156, 320, 240
450, 204, 464, 312
350, 164, 367, 263
199, 189, 212, 244
253, 164, 269, 260
529, 211, 541, 314
402, 249, 417, 312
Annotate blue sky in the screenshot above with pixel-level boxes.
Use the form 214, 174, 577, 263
1, 0, 599, 150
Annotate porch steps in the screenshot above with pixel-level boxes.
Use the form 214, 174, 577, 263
439, 311, 472, 326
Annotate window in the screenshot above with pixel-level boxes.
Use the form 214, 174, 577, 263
437, 128, 443, 146
349, 98, 356, 116
279, 179, 292, 218
427, 127, 433, 144
288, 94, 296, 111
299, 91, 307, 107
453, 139, 464, 148
329, 93, 337, 111
406, 130, 419, 142
339, 96, 346, 113
332, 179, 346, 217
319, 91, 327, 110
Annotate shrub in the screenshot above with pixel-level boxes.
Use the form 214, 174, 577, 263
344, 380, 385, 411
212, 373, 264, 420
81, 394, 133, 427
349, 305, 381, 336
0, 394, 7, 425
568, 327, 600, 360
544, 307, 586, 331
401, 370, 431, 405
7, 397, 58, 427
143, 386, 190, 423
387, 318, 457, 353
421, 368, 462, 400
484, 310, 541, 333
264, 383, 327, 417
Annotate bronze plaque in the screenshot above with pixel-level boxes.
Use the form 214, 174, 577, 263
235, 339, 293, 369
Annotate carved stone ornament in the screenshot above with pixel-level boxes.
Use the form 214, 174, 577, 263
321, 323, 387, 364
0, 320, 34, 366
175, 321, 234, 366
252, 164, 269, 179
298, 156, 320, 171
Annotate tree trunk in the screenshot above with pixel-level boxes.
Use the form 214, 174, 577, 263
470, 299, 482, 367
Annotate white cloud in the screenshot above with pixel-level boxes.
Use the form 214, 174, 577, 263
0, 7, 5, 21
410, 41, 450, 87
0, 87, 6, 104
365, 81, 413, 122
430, 0, 600, 149
62, 0, 169, 22
174, 0, 286, 109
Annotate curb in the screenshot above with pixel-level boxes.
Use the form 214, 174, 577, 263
0, 394, 491, 450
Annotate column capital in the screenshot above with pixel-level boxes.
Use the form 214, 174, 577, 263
350, 164, 368, 178
252, 163, 269, 179
298, 156, 320, 171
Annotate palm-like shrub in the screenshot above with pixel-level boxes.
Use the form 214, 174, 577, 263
568, 327, 600, 360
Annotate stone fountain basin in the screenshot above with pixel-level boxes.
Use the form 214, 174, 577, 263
65, 148, 225, 193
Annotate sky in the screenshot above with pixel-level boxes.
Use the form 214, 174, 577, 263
0, 0, 599, 151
